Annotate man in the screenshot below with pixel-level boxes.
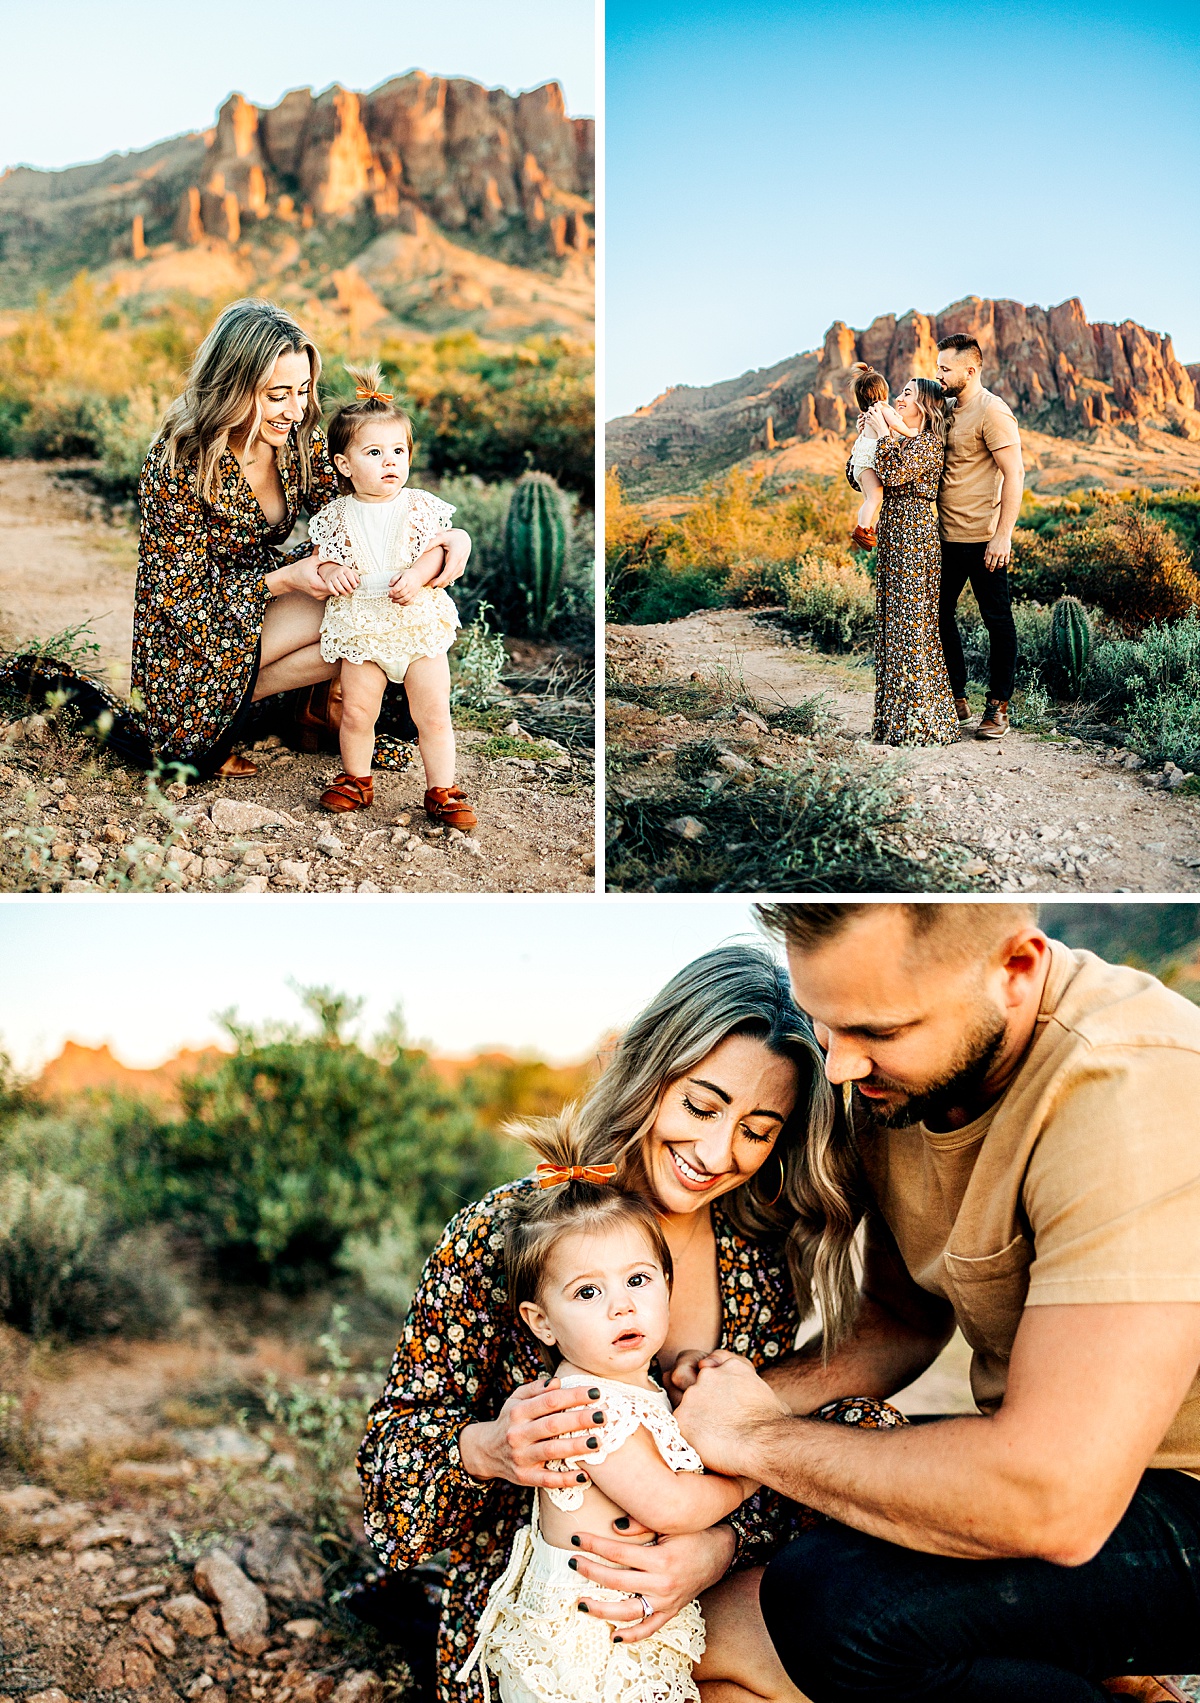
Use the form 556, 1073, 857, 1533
673, 902, 1200, 1701
936, 335, 1024, 739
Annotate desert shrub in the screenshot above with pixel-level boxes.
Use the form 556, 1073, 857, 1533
1082, 610, 1200, 715
450, 603, 508, 709
1121, 686, 1200, 772
607, 755, 971, 893
778, 549, 875, 651
620, 562, 728, 624
263, 1304, 372, 1539
1010, 506, 1200, 629
153, 988, 515, 1291
92, 388, 167, 498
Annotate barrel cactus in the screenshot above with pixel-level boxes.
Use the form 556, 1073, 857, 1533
504, 471, 572, 637
1050, 595, 1092, 696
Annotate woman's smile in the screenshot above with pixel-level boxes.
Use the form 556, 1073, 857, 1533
667, 1144, 723, 1190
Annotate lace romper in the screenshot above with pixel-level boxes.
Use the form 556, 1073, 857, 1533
457, 1376, 708, 1703
311, 487, 460, 684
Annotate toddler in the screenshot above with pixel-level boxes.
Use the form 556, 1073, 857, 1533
310, 364, 476, 828
457, 1132, 757, 1703
847, 362, 917, 549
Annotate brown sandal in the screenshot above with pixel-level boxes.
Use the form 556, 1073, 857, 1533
424, 786, 477, 830
321, 772, 374, 812
296, 679, 345, 754
850, 525, 878, 550
216, 751, 259, 779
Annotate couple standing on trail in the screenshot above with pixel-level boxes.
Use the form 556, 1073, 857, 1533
847, 334, 1024, 749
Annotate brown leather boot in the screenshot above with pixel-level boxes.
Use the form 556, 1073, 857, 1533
1103, 1681, 1189, 1701
425, 786, 477, 830
953, 697, 972, 723
850, 525, 877, 550
976, 698, 1010, 739
321, 772, 373, 812
296, 679, 345, 754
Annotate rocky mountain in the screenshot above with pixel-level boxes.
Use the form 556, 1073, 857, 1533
0, 74, 594, 340
609, 297, 1200, 496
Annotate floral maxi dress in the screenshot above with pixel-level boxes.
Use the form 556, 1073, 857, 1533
871, 431, 959, 747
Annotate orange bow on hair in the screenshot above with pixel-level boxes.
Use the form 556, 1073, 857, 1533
535, 1162, 619, 1189
356, 386, 394, 402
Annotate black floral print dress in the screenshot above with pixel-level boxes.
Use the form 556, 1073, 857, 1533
871, 432, 960, 747
132, 428, 340, 773
358, 1178, 904, 1703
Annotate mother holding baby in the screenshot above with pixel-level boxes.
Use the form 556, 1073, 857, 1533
131, 297, 467, 777
358, 945, 903, 1703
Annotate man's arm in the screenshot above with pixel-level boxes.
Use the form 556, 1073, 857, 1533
984, 442, 1024, 569
675, 1301, 1200, 1565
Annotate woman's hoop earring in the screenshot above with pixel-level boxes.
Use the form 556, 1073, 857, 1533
765, 1153, 786, 1206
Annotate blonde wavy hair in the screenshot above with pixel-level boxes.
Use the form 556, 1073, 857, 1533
155, 298, 323, 502
902, 375, 953, 446
509, 944, 865, 1356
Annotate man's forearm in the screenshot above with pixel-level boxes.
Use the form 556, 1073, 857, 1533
764, 1295, 952, 1414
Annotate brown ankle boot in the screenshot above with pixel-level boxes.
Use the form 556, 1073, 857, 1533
953, 697, 972, 724
424, 786, 477, 830
976, 699, 1009, 739
321, 772, 373, 812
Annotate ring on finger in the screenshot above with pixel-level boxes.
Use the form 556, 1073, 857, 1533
634, 1593, 652, 1623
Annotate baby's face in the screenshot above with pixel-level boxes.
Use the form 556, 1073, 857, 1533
519, 1220, 671, 1380
335, 421, 411, 500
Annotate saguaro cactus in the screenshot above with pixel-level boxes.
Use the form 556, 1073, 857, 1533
504, 471, 571, 637
1050, 595, 1093, 696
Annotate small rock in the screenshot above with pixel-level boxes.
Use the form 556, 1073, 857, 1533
1123, 753, 1145, 769
186, 1678, 214, 1700
165, 781, 188, 801
237, 875, 270, 894
390, 828, 411, 848
394, 812, 412, 826
94, 1646, 157, 1691
665, 816, 708, 841
27, 1690, 71, 1703
4, 1499, 93, 1548
288, 1677, 334, 1703
283, 1619, 321, 1642
50, 776, 68, 794
462, 836, 482, 857
75, 1547, 116, 1573
201, 857, 233, 881
175, 1427, 269, 1467
0, 1485, 59, 1518
356, 879, 382, 894
243, 1526, 324, 1601
194, 1548, 270, 1655
331, 1674, 383, 1703
110, 1459, 194, 1487
277, 859, 311, 887
24, 714, 49, 744
69, 1517, 151, 1552
736, 708, 770, 733
131, 1606, 177, 1659
167, 848, 201, 876
239, 847, 269, 869
161, 1594, 218, 1638
716, 752, 752, 775
316, 833, 345, 858
210, 799, 296, 833
100, 822, 124, 844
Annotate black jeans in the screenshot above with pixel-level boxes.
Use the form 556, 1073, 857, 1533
760, 1468, 1200, 1701
939, 540, 1018, 702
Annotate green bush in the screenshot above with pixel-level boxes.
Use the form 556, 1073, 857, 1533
615, 561, 728, 625
779, 549, 875, 651
1121, 686, 1200, 772
1083, 610, 1200, 717
1011, 506, 1200, 629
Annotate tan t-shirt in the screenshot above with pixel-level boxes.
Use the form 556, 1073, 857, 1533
859, 941, 1200, 1470
939, 386, 1023, 543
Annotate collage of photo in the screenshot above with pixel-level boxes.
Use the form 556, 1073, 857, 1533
1, 2, 1198, 1702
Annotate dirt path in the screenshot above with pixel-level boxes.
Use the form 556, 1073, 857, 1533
0, 463, 594, 894
609, 609, 1200, 893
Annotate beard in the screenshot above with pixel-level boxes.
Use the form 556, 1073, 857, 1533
853, 1005, 1008, 1130
940, 374, 966, 397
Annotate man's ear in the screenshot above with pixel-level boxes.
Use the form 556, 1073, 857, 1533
519, 1300, 557, 1347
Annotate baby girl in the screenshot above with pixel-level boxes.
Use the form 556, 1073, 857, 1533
847, 362, 917, 549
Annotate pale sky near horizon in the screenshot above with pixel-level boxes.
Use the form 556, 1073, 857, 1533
606, 0, 1200, 418
0, 899, 760, 1074
0, 0, 594, 175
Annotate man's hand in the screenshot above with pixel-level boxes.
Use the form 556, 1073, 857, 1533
426, 527, 472, 589
984, 529, 1013, 572
388, 568, 424, 606
318, 558, 360, 597
674, 1352, 789, 1476
571, 1523, 736, 1644
457, 1377, 603, 1490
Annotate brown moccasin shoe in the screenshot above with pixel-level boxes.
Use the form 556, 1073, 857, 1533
321, 772, 374, 812
850, 525, 878, 550
425, 786, 477, 830
976, 699, 1010, 739
953, 697, 972, 723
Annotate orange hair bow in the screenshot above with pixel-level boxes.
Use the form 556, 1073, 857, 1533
535, 1162, 618, 1189
356, 386, 394, 403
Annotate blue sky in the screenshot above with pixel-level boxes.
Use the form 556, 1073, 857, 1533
606, 0, 1200, 418
0, 0, 594, 173
0, 899, 758, 1071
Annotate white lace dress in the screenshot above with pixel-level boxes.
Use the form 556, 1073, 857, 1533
312, 487, 460, 684
457, 1377, 708, 1703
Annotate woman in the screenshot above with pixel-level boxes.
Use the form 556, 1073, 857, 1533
131, 298, 467, 778
358, 945, 903, 1703
865, 378, 960, 748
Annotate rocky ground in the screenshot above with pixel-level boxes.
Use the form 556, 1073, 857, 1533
0, 463, 595, 895
607, 610, 1200, 894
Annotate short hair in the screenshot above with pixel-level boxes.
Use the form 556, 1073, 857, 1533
756, 902, 1039, 966
936, 334, 984, 366
325, 362, 414, 492
851, 363, 888, 411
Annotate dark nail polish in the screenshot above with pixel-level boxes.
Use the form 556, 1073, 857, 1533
613, 1516, 630, 1531
568, 1556, 578, 1570
592, 1410, 605, 1424
571, 1535, 581, 1546
576, 1473, 588, 1483
588, 1388, 601, 1399
577, 1602, 588, 1613
586, 1436, 599, 1449
613, 1637, 623, 1645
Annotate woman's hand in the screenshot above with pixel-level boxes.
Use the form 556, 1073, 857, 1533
319, 558, 360, 597
425, 527, 472, 589
457, 1377, 604, 1490
570, 1523, 737, 1644
388, 568, 424, 606
268, 551, 332, 600
863, 402, 892, 439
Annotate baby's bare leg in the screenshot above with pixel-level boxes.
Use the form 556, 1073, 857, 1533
856, 467, 883, 530
338, 660, 387, 775
404, 653, 455, 790
695, 1567, 808, 1703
